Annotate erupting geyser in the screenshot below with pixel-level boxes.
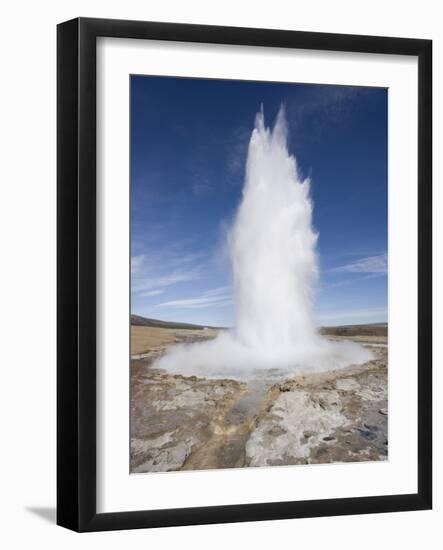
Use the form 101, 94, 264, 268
233, 107, 319, 357
153, 107, 372, 380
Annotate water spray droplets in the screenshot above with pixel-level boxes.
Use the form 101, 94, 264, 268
153, 108, 372, 380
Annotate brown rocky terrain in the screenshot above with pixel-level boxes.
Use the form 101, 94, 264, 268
130, 322, 387, 473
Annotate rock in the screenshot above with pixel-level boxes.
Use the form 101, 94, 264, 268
131, 342, 388, 471
364, 423, 379, 431
131, 366, 246, 473
246, 389, 348, 467
268, 425, 287, 437
357, 428, 377, 441
131, 434, 196, 472
336, 378, 360, 391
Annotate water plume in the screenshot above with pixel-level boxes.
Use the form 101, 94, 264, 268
153, 107, 372, 380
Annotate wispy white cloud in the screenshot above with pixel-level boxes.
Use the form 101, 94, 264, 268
329, 253, 387, 274
131, 254, 144, 274
140, 289, 164, 297
320, 271, 385, 292
133, 266, 203, 293
167, 252, 205, 268
131, 250, 205, 294
154, 286, 232, 310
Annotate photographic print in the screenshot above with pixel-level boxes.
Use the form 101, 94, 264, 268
130, 76, 388, 474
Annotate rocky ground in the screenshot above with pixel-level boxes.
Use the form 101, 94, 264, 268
130, 326, 388, 473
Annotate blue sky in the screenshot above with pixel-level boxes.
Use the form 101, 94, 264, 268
131, 76, 387, 327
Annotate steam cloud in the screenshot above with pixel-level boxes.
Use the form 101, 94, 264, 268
153, 107, 372, 380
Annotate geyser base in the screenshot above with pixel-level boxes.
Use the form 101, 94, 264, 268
152, 332, 373, 382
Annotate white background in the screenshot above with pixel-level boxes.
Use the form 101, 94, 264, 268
0, 0, 441, 548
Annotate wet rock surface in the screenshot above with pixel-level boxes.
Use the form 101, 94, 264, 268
246, 350, 387, 466
131, 342, 387, 473
130, 362, 247, 472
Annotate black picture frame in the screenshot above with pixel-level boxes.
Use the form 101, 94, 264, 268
57, 17, 432, 532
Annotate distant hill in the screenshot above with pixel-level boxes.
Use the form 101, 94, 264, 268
320, 323, 388, 337
130, 314, 218, 331
131, 314, 387, 336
